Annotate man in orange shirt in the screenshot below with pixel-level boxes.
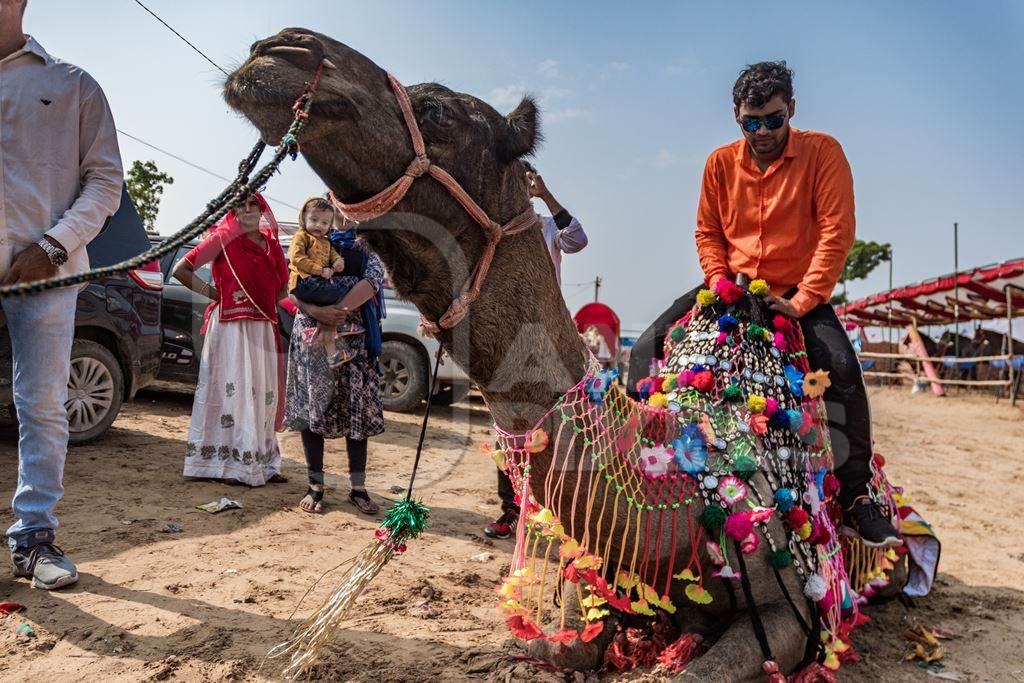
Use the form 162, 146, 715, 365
630, 61, 899, 547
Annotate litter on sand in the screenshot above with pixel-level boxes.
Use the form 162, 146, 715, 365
15, 623, 35, 638
196, 498, 243, 513
160, 522, 184, 533
0, 602, 25, 615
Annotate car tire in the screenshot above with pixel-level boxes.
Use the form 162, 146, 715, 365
379, 340, 427, 413
432, 380, 471, 406
66, 340, 124, 444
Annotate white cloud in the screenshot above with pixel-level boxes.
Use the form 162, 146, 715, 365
537, 59, 559, 79
654, 148, 677, 167
608, 61, 629, 73
540, 86, 572, 101
546, 108, 586, 124
487, 83, 529, 111
662, 59, 704, 78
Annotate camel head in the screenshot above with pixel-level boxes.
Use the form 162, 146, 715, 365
224, 28, 543, 311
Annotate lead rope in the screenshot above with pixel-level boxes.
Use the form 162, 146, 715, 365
406, 347, 445, 500
0, 61, 326, 299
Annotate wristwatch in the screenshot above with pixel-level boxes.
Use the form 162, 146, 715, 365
37, 238, 69, 267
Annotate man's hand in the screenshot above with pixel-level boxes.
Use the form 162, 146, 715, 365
766, 294, 801, 319
526, 171, 550, 199
333, 257, 345, 273
321, 267, 333, 279
1, 243, 58, 286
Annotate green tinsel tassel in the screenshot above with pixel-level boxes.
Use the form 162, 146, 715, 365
800, 428, 819, 446
700, 505, 727, 532
746, 324, 766, 341
733, 454, 758, 481
769, 549, 793, 568
670, 325, 685, 342
723, 384, 743, 402
381, 499, 430, 544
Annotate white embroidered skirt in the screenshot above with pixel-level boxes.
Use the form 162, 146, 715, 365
183, 316, 282, 486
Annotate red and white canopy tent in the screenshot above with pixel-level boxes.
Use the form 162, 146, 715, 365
837, 257, 1024, 328
836, 257, 1024, 401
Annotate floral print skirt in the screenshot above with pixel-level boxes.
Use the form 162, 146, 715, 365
183, 316, 282, 486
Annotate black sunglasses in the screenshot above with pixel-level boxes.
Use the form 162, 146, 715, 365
741, 114, 786, 134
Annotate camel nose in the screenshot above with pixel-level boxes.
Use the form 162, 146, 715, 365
250, 29, 326, 71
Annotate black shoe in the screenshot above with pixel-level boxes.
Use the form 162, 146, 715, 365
841, 499, 902, 549
483, 509, 519, 539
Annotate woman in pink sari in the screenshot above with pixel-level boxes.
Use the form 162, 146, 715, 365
172, 193, 290, 486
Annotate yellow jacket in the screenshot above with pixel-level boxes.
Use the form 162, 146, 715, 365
288, 229, 341, 291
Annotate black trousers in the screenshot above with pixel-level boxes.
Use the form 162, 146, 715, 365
628, 284, 873, 507
300, 429, 368, 489
293, 276, 352, 307
497, 467, 517, 512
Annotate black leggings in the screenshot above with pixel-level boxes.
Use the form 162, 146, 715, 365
300, 429, 368, 490
628, 284, 873, 507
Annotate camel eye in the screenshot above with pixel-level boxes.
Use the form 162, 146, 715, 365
423, 100, 454, 128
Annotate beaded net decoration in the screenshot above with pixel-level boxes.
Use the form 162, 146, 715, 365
492, 279, 901, 672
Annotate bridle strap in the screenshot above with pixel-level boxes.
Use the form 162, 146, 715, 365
329, 72, 538, 333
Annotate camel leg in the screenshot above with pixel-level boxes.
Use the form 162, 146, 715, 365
526, 588, 617, 672
672, 601, 809, 683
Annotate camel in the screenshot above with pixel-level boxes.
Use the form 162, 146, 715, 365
224, 29, 831, 681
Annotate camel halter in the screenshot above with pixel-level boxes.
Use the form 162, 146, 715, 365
328, 73, 539, 334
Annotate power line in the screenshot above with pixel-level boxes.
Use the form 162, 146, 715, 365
133, 0, 229, 77
117, 128, 299, 211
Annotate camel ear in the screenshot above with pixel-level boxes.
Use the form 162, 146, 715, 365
499, 97, 541, 162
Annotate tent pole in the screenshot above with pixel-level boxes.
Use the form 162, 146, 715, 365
1008, 285, 1019, 407
953, 222, 960, 358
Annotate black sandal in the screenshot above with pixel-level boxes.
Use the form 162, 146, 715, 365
300, 487, 325, 514
348, 490, 379, 515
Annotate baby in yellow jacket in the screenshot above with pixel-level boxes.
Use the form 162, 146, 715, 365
288, 197, 360, 365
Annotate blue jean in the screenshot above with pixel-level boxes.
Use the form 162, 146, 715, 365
292, 276, 351, 307
3, 286, 77, 550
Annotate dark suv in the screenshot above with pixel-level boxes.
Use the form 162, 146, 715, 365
0, 187, 163, 443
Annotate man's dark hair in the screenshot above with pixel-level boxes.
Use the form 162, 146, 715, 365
733, 61, 794, 108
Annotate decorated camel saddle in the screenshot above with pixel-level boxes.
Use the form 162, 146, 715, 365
493, 277, 939, 677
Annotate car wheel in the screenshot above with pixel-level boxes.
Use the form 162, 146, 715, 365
66, 340, 124, 444
432, 380, 471, 406
379, 340, 427, 413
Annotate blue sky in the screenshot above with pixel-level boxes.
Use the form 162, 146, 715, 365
39, 1, 1024, 330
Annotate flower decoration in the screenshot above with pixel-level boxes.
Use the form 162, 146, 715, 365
784, 365, 804, 397
715, 278, 745, 304
526, 428, 549, 453
723, 384, 743, 402
748, 413, 768, 435
764, 397, 779, 416
705, 540, 726, 566
739, 532, 760, 555
648, 392, 669, 409
773, 332, 789, 352
674, 424, 708, 475
772, 314, 794, 334
749, 279, 771, 297
586, 369, 617, 403
746, 323, 767, 342
639, 444, 674, 478
768, 410, 791, 430
802, 369, 832, 398
507, 615, 544, 640
717, 315, 739, 333
717, 475, 748, 505
691, 370, 715, 393
580, 621, 604, 643
733, 455, 758, 481
725, 511, 753, 540
773, 487, 796, 512
700, 504, 727, 531
786, 409, 803, 431
696, 289, 718, 307
670, 325, 686, 342
685, 583, 714, 604
786, 507, 809, 529
713, 565, 742, 580
747, 394, 767, 413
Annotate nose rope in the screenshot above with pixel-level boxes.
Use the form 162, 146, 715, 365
328, 72, 538, 334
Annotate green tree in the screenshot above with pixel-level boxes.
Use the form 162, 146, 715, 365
125, 160, 174, 234
831, 239, 892, 305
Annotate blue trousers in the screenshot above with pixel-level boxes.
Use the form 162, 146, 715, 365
3, 286, 78, 550
292, 276, 351, 307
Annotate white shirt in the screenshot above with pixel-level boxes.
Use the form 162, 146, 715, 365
0, 36, 123, 278
540, 214, 588, 285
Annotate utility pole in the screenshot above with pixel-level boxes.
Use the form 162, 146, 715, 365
594, 276, 602, 302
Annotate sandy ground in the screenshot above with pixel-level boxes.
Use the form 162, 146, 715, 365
1, 386, 1022, 682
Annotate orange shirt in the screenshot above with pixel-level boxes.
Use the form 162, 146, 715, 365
695, 128, 855, 317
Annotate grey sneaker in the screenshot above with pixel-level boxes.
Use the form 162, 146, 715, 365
11, 543, 79, 590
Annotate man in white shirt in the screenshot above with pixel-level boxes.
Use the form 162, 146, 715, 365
0, 0, 123, 589
484, 163, 588, 539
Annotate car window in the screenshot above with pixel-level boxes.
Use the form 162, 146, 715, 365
167, 246, 212, 284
